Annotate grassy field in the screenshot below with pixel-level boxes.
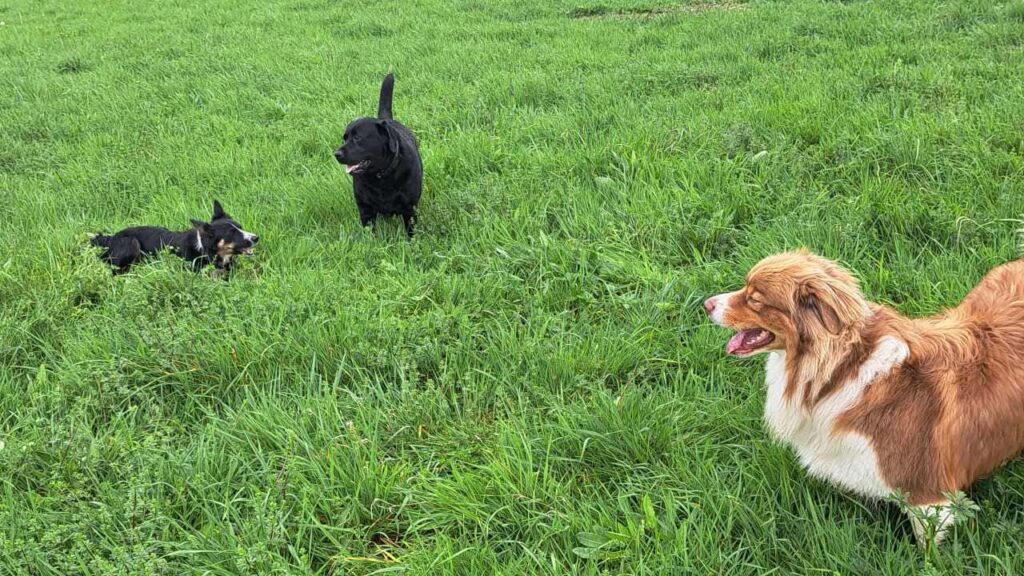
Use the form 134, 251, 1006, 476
2, 0, 1024, 573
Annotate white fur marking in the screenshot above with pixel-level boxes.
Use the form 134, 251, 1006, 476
910, 502, 954, 547
707, 292, 735, 326
229, 222, 257, 242
762, 336, 909, 499
195, 231, 203, 251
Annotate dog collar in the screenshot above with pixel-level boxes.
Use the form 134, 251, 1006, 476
377, 148, 402, 179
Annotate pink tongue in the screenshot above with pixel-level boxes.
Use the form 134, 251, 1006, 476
726, 332, 748, 355
346, 165, 358, 174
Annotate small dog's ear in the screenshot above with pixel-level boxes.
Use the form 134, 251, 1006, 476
377, 121, 399, 156
212, 200, 227, 221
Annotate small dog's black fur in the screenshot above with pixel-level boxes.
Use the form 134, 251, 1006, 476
90, 200, 259, 276
334, 73, 423, 237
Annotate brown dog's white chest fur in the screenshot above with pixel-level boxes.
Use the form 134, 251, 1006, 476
762, 336, 907, 499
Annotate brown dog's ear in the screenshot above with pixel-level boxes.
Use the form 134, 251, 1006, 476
796, 277, 865, 335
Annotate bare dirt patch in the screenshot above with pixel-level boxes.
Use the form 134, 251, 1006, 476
570, 2, 747, 20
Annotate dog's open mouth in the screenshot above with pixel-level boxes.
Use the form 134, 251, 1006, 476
241, 247, 254, 256
345, 162, 367, 174
726, 328, 775, 356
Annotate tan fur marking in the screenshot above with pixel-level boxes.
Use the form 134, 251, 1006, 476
215, 239, 236, 267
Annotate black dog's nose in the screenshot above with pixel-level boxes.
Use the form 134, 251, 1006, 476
251, 235, 260, 244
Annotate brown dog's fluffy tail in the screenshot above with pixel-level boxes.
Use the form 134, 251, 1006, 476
377, 73, 395, 120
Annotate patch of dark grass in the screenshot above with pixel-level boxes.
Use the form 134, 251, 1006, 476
722, 123, 766, 158
1007, 1, 1024, 23
287, 0, 322, 12
56, 57, 89, 74
349, 21, 394, 38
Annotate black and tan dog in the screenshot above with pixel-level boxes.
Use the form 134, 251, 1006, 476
90, 200, 258, 276
334, 73, 423, 237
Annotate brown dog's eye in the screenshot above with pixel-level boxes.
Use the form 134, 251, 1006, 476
747, 292, 765, 310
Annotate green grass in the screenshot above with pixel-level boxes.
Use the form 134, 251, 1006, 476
1, 0, 1024, 573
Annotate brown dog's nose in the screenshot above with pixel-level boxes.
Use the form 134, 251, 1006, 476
704, 298, 716, 315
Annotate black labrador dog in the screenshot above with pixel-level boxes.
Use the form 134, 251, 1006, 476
90, 200, 258, 276
334, 73, 423, 237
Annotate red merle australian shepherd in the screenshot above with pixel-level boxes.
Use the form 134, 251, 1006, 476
705, 249, 1024, 545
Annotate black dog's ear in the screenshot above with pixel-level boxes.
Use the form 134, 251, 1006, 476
376, 121, 399, 156
212, 200, 228, 221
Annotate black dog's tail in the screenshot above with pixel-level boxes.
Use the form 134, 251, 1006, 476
89, 233, 113, 249
377, 73, 395, 120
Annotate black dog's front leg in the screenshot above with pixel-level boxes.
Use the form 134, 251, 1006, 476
212, 256, 235, 280
211, 264, 231, 280
197, 255, 231, 280
357, 203, 378, 228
